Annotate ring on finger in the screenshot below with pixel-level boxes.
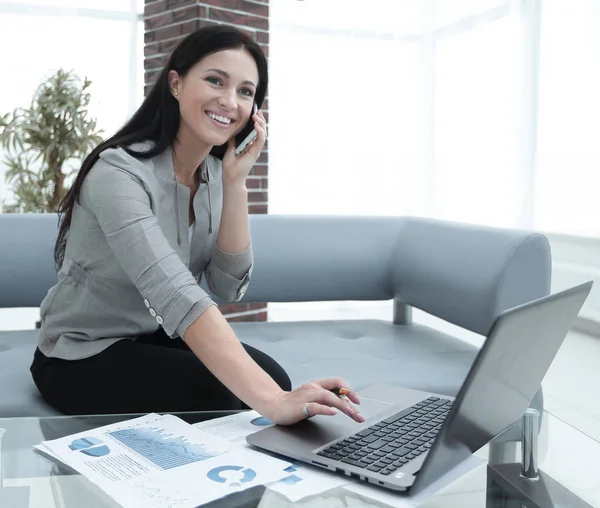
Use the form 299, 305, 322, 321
302, 402, 311, 417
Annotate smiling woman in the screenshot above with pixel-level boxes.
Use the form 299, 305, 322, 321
29, 24, 364, 427
167, 49, 259, 161
52, 25, 269, 270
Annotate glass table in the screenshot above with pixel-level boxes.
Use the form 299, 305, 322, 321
0, 409, 598, 508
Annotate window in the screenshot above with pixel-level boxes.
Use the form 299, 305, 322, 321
271, 0, 421, 34
8, 0, 136, 11
433, 16, 520, 228
269, 3, 425, 217
0, 1, 143, 208
271, 0, 600, 238
435, 0, 505, 27
534, 0, 600, 237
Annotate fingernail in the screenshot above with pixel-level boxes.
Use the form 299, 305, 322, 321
330, 408, 337, 415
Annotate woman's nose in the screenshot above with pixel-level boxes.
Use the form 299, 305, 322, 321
219, 89, 237, 110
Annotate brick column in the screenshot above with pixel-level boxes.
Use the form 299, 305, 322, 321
144, 0, 269, 323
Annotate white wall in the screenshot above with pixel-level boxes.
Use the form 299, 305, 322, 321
548, 235, 600, 333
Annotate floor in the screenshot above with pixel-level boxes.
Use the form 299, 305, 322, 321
269, 300, 600, 443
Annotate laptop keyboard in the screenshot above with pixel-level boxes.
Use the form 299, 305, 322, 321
316, 396, 452, 476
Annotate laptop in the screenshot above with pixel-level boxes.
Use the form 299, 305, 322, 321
247, 281, 593, 494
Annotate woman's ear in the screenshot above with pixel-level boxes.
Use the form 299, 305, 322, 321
168, 70, 180, 98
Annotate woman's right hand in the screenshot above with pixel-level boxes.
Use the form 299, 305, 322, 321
262, 377, 365, 426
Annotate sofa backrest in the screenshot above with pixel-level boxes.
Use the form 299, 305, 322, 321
0, 212, 551, 336
244, 214, 403, 302
0, 213, 58, 308
0, 213, 402, 309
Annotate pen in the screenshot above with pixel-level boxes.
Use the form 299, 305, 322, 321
330, 388, 350, 396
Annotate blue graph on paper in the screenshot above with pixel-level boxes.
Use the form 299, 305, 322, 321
280, 464, 303, 484
108, 427, 222, 470
69, 437, 111, 457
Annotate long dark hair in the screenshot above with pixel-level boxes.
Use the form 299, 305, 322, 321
54, 24, 268, 269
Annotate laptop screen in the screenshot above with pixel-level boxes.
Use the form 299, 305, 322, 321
413, 282, 591, 492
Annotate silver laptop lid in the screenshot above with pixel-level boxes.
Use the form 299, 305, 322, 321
412, 281, 592, 493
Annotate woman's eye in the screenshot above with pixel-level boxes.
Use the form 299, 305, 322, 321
206, 76, 222, 86
240, 87, 254, 97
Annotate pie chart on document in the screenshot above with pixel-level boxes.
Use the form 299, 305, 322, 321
207, 465, 257, 487
250, 416, 273, 426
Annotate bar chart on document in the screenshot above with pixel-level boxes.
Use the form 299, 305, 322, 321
109, 426, 224, 470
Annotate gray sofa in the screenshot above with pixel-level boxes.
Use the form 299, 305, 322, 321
0, 213, 551, 421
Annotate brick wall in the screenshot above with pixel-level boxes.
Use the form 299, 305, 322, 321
144, 0, 269, 323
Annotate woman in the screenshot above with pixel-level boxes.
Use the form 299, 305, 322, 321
30, 25, 363, 426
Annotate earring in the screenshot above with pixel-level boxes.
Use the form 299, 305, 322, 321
174, 91, 178, 96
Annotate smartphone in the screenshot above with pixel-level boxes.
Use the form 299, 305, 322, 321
234, 103, 258, 156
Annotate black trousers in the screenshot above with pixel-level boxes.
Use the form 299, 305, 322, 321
30, 328, 291, 415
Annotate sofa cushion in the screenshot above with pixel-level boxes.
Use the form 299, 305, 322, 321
233, 320, 480, 395
1, 321, 541, 424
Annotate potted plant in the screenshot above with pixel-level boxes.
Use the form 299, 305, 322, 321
0, 68, 103, 213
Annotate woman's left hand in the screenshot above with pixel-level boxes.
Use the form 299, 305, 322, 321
222, 109, 267, 185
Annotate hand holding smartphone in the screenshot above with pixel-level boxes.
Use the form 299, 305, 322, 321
234, 103, 258, 156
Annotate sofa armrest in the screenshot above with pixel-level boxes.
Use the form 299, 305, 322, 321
392, 217, 551, 335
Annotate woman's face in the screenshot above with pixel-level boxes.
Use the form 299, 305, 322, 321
169, 48, 259, 148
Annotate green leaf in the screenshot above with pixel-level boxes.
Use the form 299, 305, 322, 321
0, 68, 104, 212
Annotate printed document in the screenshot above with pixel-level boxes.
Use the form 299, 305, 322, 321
35, 413, 291, 507
194, 411, 351, 501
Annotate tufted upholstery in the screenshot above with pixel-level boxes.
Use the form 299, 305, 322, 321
232, 319, 481, 394
0, 213, 551, 420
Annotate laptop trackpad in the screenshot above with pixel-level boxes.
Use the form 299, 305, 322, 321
300, 396, 394, 446
247, 395, 395, 454
354, 396, 394, 421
